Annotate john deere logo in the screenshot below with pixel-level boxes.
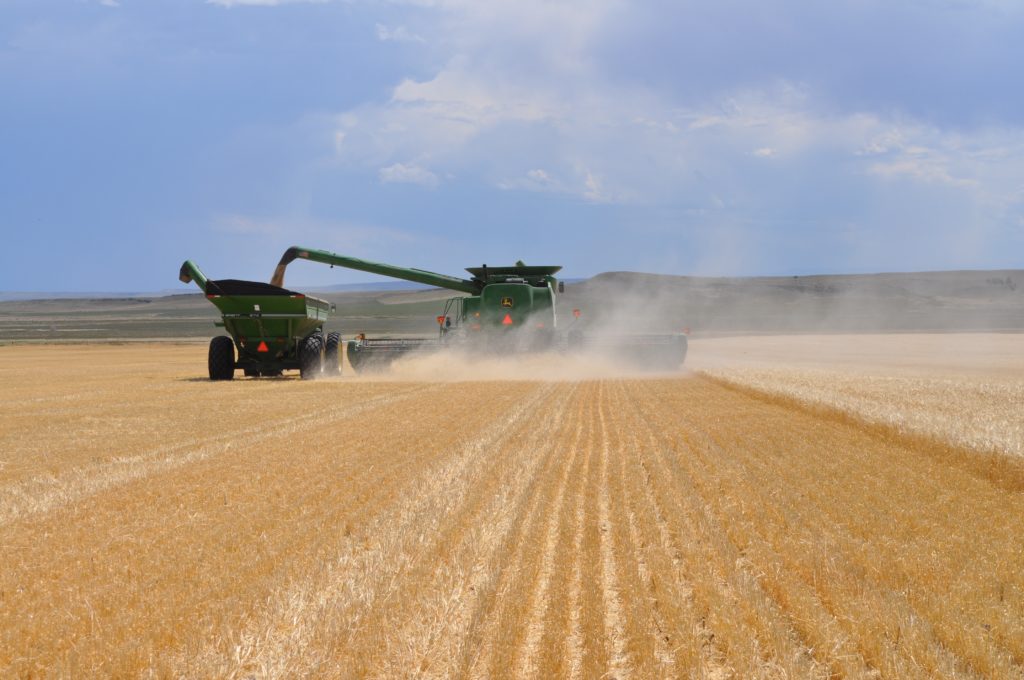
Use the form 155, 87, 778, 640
501, 297, 514, 308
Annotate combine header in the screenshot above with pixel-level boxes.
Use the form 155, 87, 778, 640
271, 246, 688, 372
179, 261, 341, 380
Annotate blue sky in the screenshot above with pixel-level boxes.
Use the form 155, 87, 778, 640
1, 0, 1022, 291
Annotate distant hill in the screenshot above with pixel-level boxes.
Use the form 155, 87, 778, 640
0, 280, 427, 302
1, 269, 1021, 341
562, 269, 1024, 333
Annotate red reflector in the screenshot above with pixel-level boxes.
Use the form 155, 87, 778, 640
437, 315, 446, 325
257, 341, 269, 353
502, 313, 513, 326
573, 308, 581, 318
207, 294, 220, 299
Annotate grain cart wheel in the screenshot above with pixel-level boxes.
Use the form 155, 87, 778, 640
324, 332, 342, 376
299, 333, 324, 380
208, 336, 235, 381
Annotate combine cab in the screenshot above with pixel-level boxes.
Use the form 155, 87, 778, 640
179, 261, 341, 380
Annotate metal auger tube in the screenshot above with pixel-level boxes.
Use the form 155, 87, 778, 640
271, 246, 481, 294
178, 260, 209, 293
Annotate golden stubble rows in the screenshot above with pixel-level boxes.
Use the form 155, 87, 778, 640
1, 343, 1023, 678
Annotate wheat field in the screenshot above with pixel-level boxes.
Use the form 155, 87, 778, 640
691, 333, 1024, 457
2, 341, 1023, 678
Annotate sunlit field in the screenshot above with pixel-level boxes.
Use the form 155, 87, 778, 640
2, 340, 1023, 678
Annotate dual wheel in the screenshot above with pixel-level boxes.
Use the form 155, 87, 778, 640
207, 330, 342, 381
299, 331, 342, 380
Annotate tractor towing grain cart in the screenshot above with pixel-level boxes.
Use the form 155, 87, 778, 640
270, 246, 688, 372
179, 260, 341, 380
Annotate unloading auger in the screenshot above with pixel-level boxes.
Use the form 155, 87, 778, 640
271, 246, 688, 373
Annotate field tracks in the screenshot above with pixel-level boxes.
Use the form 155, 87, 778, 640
0, 383, 442, 527
633, 378, 1024, 678
596, 386, 632, 677
371, 381, 571, 677
178, 383, 563, 677
513, 405, 584, 676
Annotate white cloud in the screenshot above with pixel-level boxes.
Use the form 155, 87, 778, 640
378, 162, 439, 187
333, 53, 1024, 213
497, 168, 561, 193
375, 24, 425, 43
318, 0, 1024, 271
868, 154, 978, 187
99, 0, 120, 7
582, 171, 609, 203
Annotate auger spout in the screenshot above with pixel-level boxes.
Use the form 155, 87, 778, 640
178, 260, 209, 293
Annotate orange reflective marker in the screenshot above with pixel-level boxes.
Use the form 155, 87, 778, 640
437, 315, 446, 325
257, 341, 269, 353
502, 313, 513, 325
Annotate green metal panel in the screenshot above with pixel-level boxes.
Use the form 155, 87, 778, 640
479, 282, 555, 330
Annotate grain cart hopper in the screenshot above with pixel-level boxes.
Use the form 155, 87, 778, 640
271, 246, 687, 372
179, 260, 341, 380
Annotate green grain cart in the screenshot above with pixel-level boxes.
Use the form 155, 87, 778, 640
179, 260, 341, 380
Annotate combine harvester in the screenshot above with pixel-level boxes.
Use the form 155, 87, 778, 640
270, 246, 688, 373
179, 260, 341, 380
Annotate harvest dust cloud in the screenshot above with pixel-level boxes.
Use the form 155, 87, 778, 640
372, 349, 682, 382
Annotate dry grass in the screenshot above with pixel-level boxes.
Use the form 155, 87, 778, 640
1, 341, 1023, 678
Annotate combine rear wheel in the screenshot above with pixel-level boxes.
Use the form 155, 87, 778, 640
324, 332, 342, 376
299, 333, 324, 380
208, 336, 235, 381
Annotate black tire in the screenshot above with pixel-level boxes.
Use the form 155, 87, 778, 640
208, 336, 235, 381
324, 332, 342, 376
299, 333, 324, 380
